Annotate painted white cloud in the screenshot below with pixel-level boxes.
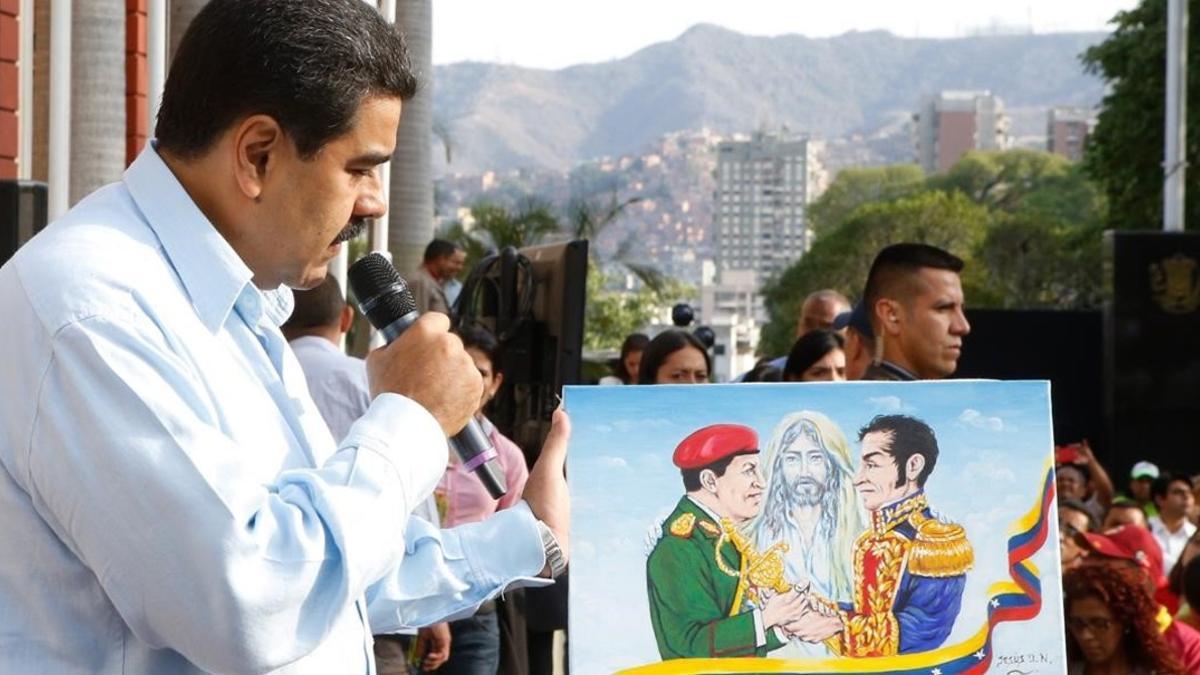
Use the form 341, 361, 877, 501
959, 408, 1004, 432
598, 456, 628, 469
869, 395, 905, 412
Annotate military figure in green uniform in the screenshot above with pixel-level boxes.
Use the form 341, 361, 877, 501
646, 424, 810, 659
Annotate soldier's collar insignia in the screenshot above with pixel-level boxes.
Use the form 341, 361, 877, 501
697, 520, 721, 537
872, 491, 928, 534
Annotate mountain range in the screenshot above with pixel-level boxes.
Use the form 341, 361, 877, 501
431, 25, 1109, 175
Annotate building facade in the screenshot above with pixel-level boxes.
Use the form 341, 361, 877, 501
713, 131, 825, 286
1047, 107, 1093, 162
914, 91, 1010, 174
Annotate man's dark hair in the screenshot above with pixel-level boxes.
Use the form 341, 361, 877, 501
862, 243, 965, 312
682, 451, 757, 492
156, 0, 418, 159
1152, 474, 1191, 502
1059, 498, 1099, 533
638, 330, 712, 384
1056, 462, 1092, 485
423, 239, 461, 264
282, 274, 345, 334
857, 414, 939, 488
453, 325, 502, 375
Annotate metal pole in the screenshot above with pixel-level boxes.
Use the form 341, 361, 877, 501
147, 0, 167, 138
1165, 0, 1188, 232
18, 0, 34, 178
48, 0, 72, 220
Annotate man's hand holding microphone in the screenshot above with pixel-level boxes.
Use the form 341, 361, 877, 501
356, 254, 569, 576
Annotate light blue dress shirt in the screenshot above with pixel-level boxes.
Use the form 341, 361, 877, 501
0, 145, 548, 674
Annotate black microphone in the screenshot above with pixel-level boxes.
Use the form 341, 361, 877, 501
348, 252, 508, 499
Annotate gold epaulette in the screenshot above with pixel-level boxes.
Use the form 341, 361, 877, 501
669, 513, 695, 538
907, 515, 973, 578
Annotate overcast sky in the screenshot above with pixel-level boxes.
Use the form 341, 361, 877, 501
432, 0, 1139, 69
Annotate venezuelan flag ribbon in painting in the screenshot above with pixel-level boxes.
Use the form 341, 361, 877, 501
618, 464, 1058, 675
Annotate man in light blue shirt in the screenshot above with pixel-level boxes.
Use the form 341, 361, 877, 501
0, 1, 569, 673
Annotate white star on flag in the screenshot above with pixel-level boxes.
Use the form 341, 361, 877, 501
975, 649, 987, 660
990, 598, 1000, 608
932, 669, 942, 675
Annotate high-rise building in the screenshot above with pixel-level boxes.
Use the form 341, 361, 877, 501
914, 91, 1010, 174
713, 131, 826, 288
1047, 107, 1094, 162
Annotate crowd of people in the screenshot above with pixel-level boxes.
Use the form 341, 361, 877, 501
591, 241, 1198, 673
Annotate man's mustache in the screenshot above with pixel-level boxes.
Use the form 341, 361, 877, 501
333, 218, 368, 244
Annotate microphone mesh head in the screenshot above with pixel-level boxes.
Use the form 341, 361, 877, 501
348, 253, 418, 328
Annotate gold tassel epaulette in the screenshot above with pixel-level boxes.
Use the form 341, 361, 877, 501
907, 514, 973, 578
669, 513, 695, 538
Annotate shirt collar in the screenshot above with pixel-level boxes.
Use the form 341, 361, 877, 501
686, 495, 728, 527
878, 360, 919, 381
289, 335, 342, 354
123, 142, 294, 332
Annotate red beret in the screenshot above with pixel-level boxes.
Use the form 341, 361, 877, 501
673, 424, 759, 469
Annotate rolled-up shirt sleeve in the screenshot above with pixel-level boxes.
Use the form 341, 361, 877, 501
365, 501, 550, 633
21, 309, 538, 673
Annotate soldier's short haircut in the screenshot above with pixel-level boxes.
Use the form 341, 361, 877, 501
682, 451, 757, 492
858, 414, 939, 488
283, 274, 345, 332
423, 239, 461, 263
862, 243, 964, 311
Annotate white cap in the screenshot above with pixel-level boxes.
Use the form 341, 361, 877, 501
1131, 461, 1160, 480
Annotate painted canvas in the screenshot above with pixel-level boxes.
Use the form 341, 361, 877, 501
566, 380, 1063, 674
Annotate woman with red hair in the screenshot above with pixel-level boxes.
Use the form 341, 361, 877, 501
1064, 564, 1185, 674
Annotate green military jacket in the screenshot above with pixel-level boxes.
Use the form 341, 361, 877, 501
646, 496, 785, 659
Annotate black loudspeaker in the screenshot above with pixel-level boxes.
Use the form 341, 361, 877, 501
1, 180, 49, 266
1104, 231, 1200, 479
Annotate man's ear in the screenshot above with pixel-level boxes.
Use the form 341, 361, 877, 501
339, 305, 355, 335
232, 114, 285, 202
906, 454, 926, 486
700, 469, 719, 494
874, 298, 903, 338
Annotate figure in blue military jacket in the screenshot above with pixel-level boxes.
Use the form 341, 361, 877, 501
788, 414, 973, 655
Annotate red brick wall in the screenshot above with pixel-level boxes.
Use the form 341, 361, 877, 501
126, 0, 148, 165
0, 0, 19, 179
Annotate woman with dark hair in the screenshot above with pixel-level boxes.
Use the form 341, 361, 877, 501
783, 329, 846, 382
600, 333, 650, 385
637, 330, 710, 384
1064, 564, 1184, 674
440, 326, 531, 674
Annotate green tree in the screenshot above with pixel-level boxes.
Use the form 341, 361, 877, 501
759, 190, 991, 356
1082, 0, 1200, 230
442, 198, 562, 271
806, 165, 926, 235
928, 149, 1074, 212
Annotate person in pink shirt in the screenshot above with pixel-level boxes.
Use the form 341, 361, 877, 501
432, 326, 530, 674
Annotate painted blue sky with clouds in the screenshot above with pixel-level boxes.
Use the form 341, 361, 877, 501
565, 380, 1065, 674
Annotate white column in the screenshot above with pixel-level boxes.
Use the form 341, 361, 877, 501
147, 0, 167, 136
370, 0, 393, 256
18, 0, 34, 179
1164, 0, 1188, 232
48, 0, 71, 220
